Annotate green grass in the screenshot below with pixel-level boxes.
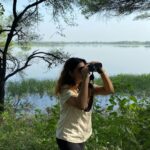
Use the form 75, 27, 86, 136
6, 79, 56, 99
95, 73, 150, 97
7, 74, 150, 99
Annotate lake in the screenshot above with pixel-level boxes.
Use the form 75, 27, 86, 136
10, 43, 150, 81
8, 43, 150, 112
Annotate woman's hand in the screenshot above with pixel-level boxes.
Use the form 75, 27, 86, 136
80, 65, 90, 81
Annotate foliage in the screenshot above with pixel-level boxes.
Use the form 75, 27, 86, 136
0, 103, 59, 150
85, 94, 150, 150
1, 73, 150, 149
0, 94, 150, 150
79, 0, 150, 19
95, 74, 150, 97
134, 12, 150, 20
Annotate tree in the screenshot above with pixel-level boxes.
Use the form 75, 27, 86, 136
79, 0, 150, 20
0, 0, 76, 113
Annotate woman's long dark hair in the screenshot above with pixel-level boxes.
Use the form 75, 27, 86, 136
55, 57, 87, 95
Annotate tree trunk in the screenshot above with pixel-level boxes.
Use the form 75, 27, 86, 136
0, 55, 5, 114
0, 80, 5, 113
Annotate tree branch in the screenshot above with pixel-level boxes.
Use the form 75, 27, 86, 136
20, 7, 38, 24
18, 0, 45, 19
0, 29, 11, 34
0, 49, 3, 54
13, 0, 17, 18
3, 0, 45, 59
6, 52, 20, 72
4, 50, 66, 81
5, 56, 31, 81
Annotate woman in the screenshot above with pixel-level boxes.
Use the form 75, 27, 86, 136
55, 57, 114, 150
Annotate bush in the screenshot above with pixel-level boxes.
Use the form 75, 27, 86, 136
86, 95, 150, 150
0, 104, 59, 150
0, 95, 150, 150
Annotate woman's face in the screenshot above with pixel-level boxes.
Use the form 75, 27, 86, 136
71, 62, 86, 84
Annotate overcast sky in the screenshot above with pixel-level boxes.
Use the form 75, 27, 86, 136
4, 0, 150, 42
39, 12, 150, 42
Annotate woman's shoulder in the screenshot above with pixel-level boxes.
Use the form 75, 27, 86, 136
60, 85, 77, 95
59, 85, 77, 105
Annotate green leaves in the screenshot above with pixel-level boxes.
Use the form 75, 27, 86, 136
109, 95, 117, 105
134, 12, 150, 20
79, 0, 150, 20
87, 94, 150, 149
0, 104, 59, 150
0, 94, 150, 149
130, 95, 137, 103
107, 105, 114, 111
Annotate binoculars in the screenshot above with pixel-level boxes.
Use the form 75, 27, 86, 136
88, 62, 102, 73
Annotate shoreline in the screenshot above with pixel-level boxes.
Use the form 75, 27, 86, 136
6, 73, 150, 98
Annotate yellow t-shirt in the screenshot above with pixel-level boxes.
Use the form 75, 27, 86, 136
55, 87, 93, 143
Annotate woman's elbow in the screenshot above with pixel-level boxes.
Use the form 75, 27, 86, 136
105, 87, 115, 94
109, 88, 115, 94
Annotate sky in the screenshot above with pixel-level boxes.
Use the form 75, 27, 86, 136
2, 0, 150, 42
39, 12, 150, 42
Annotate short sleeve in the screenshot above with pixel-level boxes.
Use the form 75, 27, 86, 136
59, 89, 77, 105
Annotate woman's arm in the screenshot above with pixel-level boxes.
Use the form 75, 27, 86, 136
66, 66, 90, 110
77, 74, 90, 109
94, 68, 115, 95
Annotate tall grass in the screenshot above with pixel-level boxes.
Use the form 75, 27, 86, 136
6, 79, 56, 99
7, 74, 150, 99
95, 73, 150, 97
